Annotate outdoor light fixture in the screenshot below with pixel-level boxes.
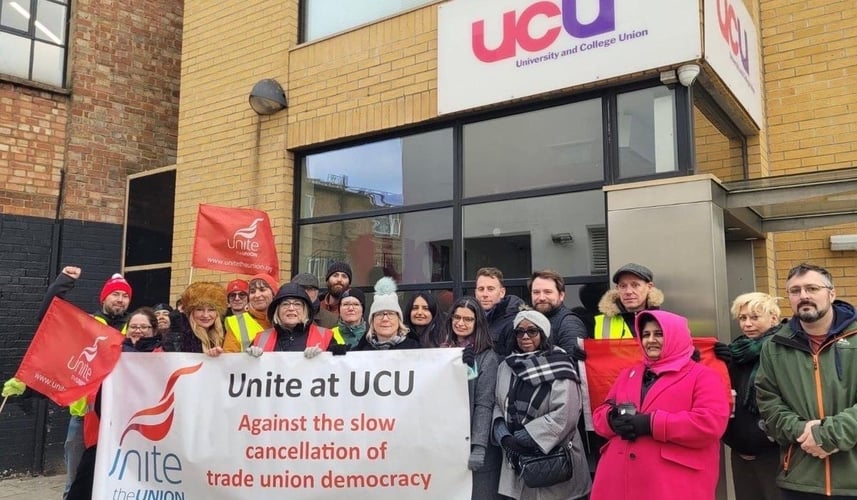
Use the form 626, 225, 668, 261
677, 64, 701, 87
249, 79, 287, 115
550, 232, 574, 246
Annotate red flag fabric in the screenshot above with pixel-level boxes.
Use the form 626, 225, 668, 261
16, 298, 125, 406
582, 337, 732, 412
191, 204, 279, 279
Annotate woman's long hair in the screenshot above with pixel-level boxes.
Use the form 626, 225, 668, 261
403, 291, 445, 348
188, 309, 224, 350
441, 297, 493, 354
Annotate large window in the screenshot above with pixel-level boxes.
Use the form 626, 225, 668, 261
302, 0, 434, 42
0, 0, 68, 87
296, 83, 687, 296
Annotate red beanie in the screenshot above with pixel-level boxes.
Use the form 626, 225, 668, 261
100, 273, 132, 303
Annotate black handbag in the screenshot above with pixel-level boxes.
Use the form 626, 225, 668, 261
518, 442, 573, 488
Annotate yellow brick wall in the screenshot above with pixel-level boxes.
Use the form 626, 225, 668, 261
171, 1, 298, 299
759, 0, 857, 308
286, 6, 439, 148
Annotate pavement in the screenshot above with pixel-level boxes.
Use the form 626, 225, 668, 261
0, 474, 66, 499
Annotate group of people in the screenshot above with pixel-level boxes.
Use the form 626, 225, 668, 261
3, 260, 857, 500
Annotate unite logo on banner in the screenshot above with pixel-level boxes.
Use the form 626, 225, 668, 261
66, 335, 111, 385
191, 204, 280, 279
106, 363, 202, 500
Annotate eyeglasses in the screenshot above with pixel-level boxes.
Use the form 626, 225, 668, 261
451, 314, 475, 324
128, 325, 152, 332
228, 293, 248, 300
280, 300, 304, 309
375, 311, 398, 318
787, 284, 832, 296
341, 302, 362, 309
514, 327, 541, 338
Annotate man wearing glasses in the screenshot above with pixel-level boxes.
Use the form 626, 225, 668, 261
756, 263, 857, 500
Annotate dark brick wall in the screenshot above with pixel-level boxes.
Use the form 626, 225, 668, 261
0, 215, 122, 476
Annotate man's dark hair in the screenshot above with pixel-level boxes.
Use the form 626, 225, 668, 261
527, 269, 565, 294
475, 267, 504, 285
787, 263, 834, 287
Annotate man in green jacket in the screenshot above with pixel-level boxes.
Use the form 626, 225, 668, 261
756, 263, 857, 499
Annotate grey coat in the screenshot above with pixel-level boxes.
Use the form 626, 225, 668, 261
469, 349, 502, 499
493, 357, 591, 500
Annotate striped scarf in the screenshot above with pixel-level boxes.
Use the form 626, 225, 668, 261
505, 348, 579, 430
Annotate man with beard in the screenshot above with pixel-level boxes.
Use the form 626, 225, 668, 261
756, 263, 857, 499
528, 269, 588, 363
3, 267, 131, 499
474, 267, 524, 356
319, 262, 352, 323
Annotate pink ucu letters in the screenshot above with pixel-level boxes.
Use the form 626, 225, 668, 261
471, 0, 615, 62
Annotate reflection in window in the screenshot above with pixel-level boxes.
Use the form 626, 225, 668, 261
463, 190, 606, 279
301, 129, 453, 218
0, 0, 68, 86
463, 99, 603, 197
298, 208, 453, 286
303, 0, 433, 41
617, 87, 677, 179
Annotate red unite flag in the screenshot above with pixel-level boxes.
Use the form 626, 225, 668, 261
16, 298, 125, 406
582, 337, 732, 414
191, 204, 279, 279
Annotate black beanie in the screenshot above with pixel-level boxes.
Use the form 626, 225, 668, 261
325, 262, 353, 282
340, 288, 365, 309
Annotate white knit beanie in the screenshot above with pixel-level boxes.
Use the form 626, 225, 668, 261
369, 277, 403, 320
513, 309, 552, 338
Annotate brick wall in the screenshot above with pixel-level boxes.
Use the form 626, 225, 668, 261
0, 0, 182, 475
759, 0, 857, 303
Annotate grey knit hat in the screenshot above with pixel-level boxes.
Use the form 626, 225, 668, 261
369, 277, 402, 320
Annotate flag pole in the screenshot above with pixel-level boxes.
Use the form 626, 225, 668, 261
0, 396, 8, 416
187, 267, 194, 286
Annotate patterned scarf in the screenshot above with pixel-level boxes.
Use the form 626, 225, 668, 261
729, 324, 779, 413
337, 321, 366, 347
504, 348, 579, 430
366, 333, 408, 350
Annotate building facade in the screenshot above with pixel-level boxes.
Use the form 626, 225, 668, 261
2, 0, 857, 479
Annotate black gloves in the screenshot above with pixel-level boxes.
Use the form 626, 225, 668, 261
713, 342, 733, 363
569, 344, 587, 362
329, 343, 348, 356
512, 428, 537, 450
612, 413, 652, 441
690, 348, 701, 362
500, 435, 529, 454
462, 346, 475, 367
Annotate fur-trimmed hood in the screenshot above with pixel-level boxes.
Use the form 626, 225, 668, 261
597, 287, 664, 317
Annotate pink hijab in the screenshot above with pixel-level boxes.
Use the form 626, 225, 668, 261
635, 310, 694, 375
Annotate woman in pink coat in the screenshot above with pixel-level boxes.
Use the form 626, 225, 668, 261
590, 310, 730, 500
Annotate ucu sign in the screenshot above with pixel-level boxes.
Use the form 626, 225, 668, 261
716, 0, 750, 73
472, 0, 615, 62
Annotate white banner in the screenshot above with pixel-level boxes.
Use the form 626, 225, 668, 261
93, 350, 472, 499
438, 0, 702, 114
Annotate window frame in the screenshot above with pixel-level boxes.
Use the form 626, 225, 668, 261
0, 0, 70, 88
294, 80, 696, 296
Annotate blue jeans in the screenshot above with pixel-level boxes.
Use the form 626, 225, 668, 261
63, 416, 85, 500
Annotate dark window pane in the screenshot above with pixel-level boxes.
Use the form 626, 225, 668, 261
617, 86, 678, 179
125, 267, 172, 312
463, 100, 603, 197
125, 171, 175, 266
463, 190, 606, 279
301, 129, 453, 218
298, 208, 453, 287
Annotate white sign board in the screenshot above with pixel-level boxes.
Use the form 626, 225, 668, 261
93, 350, 471, 499
438, 0, 702, 114
704, 0, 763, 127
